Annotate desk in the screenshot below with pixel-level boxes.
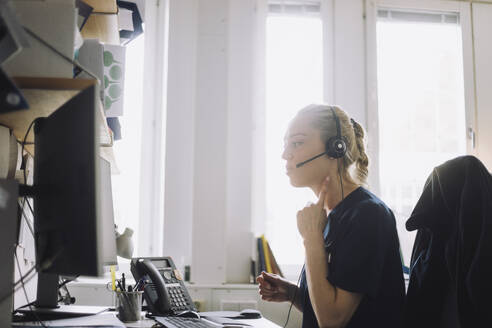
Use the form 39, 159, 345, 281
13, 311, 281, 328
130, 317, 281, 328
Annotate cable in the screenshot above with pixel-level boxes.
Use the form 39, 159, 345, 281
337, 158, 344, 200
283, 267, 304, 328
21, 119, 36, 185
18, 198, 34, 237
14, 252, 47, 328
0, 248, 63, 306
58, 276, 77, 305
24, 197, 34, 217
12, 300, 37, 314
13, 266, 37, 288
6, 245, 38, 311
7, 151, 38, 307
23, 197, 35, 236
58, 275, 80, 289
0, 262, 37, 307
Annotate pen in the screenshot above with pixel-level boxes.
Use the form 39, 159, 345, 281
133, 277, 144, 291
132, 278, 141, 291
117, 279, 124, 291
121, 273, 126, 291
110, 266, 116, 291
139, 279, 148, 291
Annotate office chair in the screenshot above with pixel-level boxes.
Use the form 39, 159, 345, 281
404, 156, 492, 328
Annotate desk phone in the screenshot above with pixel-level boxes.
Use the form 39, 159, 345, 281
130, 257, 196, 315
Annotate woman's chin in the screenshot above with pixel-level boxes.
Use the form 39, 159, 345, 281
288, 177, 305, 188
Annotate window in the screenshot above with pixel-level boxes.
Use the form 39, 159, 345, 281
111, 34, 145, 256
376, 9, 466, 266
265, 10, 323, 274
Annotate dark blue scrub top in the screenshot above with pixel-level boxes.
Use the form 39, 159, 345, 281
299, 187, 405, 328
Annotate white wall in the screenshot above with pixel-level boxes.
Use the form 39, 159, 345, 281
225, 0, 258, 284
332, 0, 367, 127
472, 2, 492, 170
163, 0, 198, 278
192, 0, 229, 284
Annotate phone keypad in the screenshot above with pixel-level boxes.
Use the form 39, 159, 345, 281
168, 286, 191, 311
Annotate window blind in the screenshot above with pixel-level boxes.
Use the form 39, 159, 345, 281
268, 0, 320, 16
378, 9, 459, 24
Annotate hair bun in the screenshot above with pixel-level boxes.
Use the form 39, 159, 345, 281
351, 119, 364, 139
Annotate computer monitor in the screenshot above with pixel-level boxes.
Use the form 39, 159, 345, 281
33, 84, 102, 278
24, 83, 116, 312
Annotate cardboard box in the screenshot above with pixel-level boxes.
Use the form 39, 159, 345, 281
78, 39, 104, 81
82, 0, 117, 14
81, 13, 120, 45
2, 0, 77, 78
77, 38, 105, 98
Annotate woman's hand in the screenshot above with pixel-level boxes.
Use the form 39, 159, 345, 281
297, 181, 328, 241
256, 271, 297, 303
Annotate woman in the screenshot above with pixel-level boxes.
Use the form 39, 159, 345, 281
257, 104, 405, 328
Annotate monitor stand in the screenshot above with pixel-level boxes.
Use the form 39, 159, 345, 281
16, 273, 109, 321
15, 304, 110, 322
36, 272, 59, 309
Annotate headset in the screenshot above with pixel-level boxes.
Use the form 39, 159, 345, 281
295, 106, 347, 168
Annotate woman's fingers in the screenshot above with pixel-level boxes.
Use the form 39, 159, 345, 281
259, 286, 277, 294
259, 283, 276, 293
261, 271, 279, 282
258, 273, 276, 289
259, 291, 276, 300
258, 280, 273, 290
259, 292, 276, 300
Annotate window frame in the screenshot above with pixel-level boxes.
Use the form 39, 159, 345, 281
364, 0, 477, 197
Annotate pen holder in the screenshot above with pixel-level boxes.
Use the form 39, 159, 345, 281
115, 290, 143, 322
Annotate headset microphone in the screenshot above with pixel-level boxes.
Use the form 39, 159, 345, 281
296, 152, 326, 168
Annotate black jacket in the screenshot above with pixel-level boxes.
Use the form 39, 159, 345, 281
405, 156, 492, 328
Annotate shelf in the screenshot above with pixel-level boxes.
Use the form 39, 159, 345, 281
81, 0, 118, 14
0, 77, 113, 155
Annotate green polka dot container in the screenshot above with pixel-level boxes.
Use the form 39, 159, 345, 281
103, 44, 126, 117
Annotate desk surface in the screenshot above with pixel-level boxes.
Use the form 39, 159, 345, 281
129, 317, 281, 328
13, 311, 281, 328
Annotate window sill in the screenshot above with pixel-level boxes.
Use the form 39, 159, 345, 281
70, 277, 259, 290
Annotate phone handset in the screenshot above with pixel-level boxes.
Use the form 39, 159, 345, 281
135, 259, 172, 315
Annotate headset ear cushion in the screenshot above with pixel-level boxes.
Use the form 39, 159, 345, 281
326, 137, 347, 158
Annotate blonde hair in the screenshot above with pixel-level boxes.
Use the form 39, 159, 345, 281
297, 104, 369, 185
